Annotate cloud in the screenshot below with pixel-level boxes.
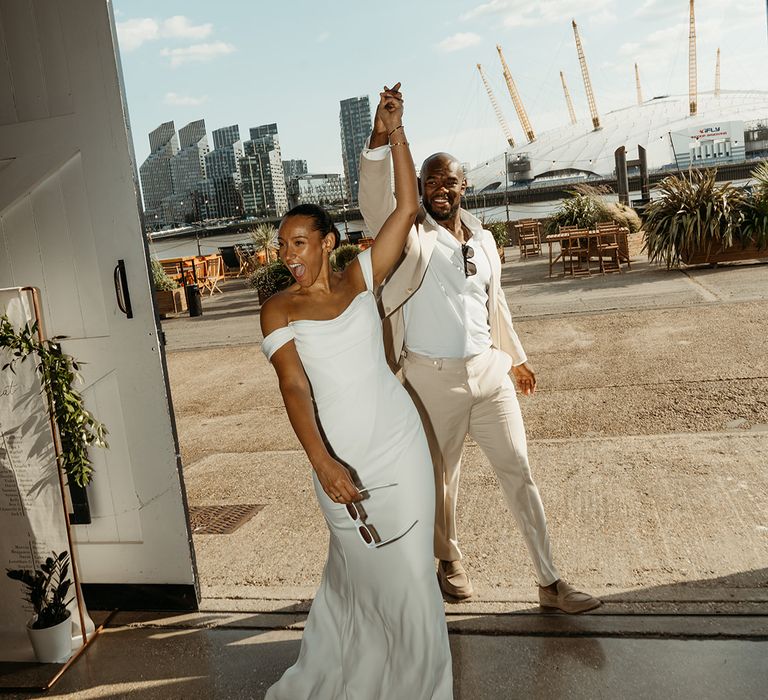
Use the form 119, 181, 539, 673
163, 92, 209, 107
116, 15, 213, 51
316, 31, 330, 43
461, 0, 614, 27
160, 42, 236, 67
437, 32, 482, 52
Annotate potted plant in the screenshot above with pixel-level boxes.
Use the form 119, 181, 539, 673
249, 259, 293, 305
7, 551, 74, 663
249, 223, 279, 265
643, 169, 767, 268
486, 221, 510, 262
152, 259, 186, 316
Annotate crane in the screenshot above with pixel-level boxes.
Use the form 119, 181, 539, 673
560, 71, 577, 125
635, 63, 643, 105
689, 0, 697, 115
715, 47, 721, 97
572, 20, 601, 129
476, 63, 516, 148
496, 44, 536, 142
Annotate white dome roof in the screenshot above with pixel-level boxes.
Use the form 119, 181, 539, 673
467, 90, 768, 191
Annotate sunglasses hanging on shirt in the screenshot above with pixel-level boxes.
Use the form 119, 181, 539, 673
461, 243, 477, 278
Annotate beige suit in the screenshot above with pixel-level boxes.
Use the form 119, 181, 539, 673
359, 150, 559, 585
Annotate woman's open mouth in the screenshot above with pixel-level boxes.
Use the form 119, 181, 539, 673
288, 262, 306, 280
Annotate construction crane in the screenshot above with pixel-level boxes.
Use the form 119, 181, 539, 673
572, 20, 601, 130
496, 44, 536, 142
635, 63, 643, 105
476, 63, 516, 148
689, 0, 697, 115
715, 47, 721, 97
560, 71, 577, 125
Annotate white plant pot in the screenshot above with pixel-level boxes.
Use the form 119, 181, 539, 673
26, 612, 73, 663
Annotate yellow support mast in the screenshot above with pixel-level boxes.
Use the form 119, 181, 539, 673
715, 47, 721, 98
572, 20, 601, 130
496, 44, 536, 142
560, 71, 577, 125
689, 0, 698, 115
635, 63, 643, 105
476, 63, 516, 148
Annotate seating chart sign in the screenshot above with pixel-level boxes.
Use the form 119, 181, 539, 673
0, 288, 91, 662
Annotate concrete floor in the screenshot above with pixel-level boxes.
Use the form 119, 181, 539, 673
163, 248, 768, 613
2, 612, 767, 699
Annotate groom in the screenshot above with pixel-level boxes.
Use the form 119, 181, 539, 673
358, 84, 600, 613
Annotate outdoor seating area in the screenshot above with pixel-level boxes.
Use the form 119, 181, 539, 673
543, 224, 632, 278
513, 219, 543, 260
159, 254, 226, 296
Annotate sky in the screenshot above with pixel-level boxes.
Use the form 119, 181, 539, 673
113, 0, 768, 176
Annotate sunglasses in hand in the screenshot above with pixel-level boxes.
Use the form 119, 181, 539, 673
345, 482, 418, 549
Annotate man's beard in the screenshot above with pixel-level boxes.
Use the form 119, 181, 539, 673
423, 197, 460, 222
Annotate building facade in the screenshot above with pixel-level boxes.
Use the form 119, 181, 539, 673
339, 96, 371, 203
287, 173, 345, 208
139, 121, 179, 228
283, 159, 308, 190
165, 119, 209, 224
239, 123, 289, 218
202, 124, 244, 219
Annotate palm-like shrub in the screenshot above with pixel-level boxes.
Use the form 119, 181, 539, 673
151, 258, 178, 291
249, 223, 278, 264
486, 221, 510, 247
248, 259, 292, 301
740, 162, 768, 252
643, 169, 746, 268
331, 244, 362, 272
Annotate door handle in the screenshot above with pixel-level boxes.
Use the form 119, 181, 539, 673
113, 259, 133, 319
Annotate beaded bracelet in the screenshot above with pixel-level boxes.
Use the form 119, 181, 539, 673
388, 125, 404, 137
390, 141, 409, 148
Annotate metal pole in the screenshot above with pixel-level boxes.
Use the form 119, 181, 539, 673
504, 151, 510, 222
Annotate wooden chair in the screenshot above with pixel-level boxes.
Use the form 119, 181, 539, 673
594, 223, 621, 274
518, 221, 541, 259
235, 245, 259, 277
201, 255, 225, 295
559, 226, 590, 276
160, 260, 183, 286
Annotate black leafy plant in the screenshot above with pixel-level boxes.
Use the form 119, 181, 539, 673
0, 316, 108, 487
7, 551, 74, 629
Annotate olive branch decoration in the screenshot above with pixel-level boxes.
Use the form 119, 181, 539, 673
0, 315, 107, 487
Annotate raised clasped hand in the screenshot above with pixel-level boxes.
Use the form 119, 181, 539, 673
375, 81, 404, 135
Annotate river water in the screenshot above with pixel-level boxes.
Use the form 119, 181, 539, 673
147, 203, 558, 259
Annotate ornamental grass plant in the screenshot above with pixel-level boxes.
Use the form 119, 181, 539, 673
642, 169, 759, 268
331, 244, 362, 272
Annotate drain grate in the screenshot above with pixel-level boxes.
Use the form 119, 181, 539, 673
188, 504, 264, 534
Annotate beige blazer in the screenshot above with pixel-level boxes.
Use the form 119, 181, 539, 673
358, 150, 528, 371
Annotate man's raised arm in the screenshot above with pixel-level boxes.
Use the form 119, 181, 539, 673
358, 84, 401, 236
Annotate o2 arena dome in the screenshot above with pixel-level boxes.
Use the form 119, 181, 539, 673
467, 6, 768, 194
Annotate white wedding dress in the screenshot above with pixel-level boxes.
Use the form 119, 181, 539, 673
261, 249, 453, 700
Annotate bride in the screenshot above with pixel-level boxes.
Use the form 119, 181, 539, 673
260, 84, 453, 699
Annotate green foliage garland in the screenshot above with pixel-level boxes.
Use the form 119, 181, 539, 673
0, 316, 107, 487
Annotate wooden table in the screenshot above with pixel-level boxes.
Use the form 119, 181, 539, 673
545, 228, 630, 277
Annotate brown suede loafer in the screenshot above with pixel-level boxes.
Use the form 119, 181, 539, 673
437, 560, 474, 601
538, 580, 601, 613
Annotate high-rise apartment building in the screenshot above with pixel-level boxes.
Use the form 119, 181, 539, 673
239, 123, 289, 218
139, 121, 179, 228
163, 119, 209, 224
283, 159, 308, 190
287, 173, 345, 209
201, 124, 243, 219
339, 96, 371, 203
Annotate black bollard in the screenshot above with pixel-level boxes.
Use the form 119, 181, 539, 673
185, 283, 203, 317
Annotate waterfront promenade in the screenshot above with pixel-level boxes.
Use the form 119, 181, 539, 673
7, 248, 766, 698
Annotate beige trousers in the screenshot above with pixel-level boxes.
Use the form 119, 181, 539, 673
401, 347, 560, 586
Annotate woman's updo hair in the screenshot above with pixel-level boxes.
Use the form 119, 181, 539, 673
282, 203, 341, 250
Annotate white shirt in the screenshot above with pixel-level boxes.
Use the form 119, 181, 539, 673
403, 212, 494, 359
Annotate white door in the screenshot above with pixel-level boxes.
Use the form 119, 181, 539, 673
0, 0, 197, 604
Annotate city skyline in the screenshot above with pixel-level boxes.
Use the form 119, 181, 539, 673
115, 0, 768, 178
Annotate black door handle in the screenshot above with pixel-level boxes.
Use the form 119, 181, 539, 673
113, 259, 133, 319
